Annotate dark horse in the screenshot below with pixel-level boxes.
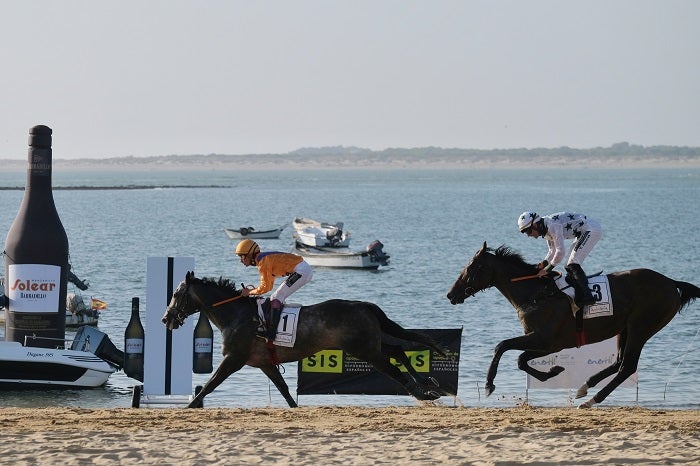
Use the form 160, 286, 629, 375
162, 272, 447, 408
446, 242, 700, 408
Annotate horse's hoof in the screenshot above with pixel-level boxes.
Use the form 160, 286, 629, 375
550, 365, 565, 377
575, 383, 589, 399
416, 391, 441, 401
485, 382, 495, 397
577, 398, 597, 409
426, 377, 440, 388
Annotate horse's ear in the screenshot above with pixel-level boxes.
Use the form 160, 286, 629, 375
186, 271, 193, 282
480, 242, 488, 254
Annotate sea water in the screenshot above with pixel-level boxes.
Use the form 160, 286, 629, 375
0, 167, 698, 409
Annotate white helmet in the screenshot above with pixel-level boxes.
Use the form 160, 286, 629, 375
518, 211, 541, 232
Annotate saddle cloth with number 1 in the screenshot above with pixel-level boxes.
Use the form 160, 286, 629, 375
256, 298, 301, 347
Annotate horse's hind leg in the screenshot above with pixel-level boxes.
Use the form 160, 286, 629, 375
189, 354, 246, 408
579, 338, 643, 409
362, 352, 441, 401
260, 365, 297, 408
576, 332, 625, 399
381, 343, 442, 393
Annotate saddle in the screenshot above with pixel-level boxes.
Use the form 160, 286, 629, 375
527, 271, 605, 347
257, 298, 280, 339
253, 298, 301, 348
553, 270, 606, 348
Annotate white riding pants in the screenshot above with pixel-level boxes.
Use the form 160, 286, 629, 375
567, 225, 602, 266
271, 260, 313, 303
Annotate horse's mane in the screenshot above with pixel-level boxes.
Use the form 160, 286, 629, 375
490, 245, 535, 270
199, 276, 242, 296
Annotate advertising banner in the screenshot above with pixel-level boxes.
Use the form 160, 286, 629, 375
526, 337, 638, 389
144, 256, 195, 396
297, 328, 462, 396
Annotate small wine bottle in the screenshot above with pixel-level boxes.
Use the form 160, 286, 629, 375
192, 312, 213, 373
123, 297, 145, 382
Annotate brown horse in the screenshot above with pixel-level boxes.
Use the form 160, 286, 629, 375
162, 272, 447, 408
446, 242, 699, 408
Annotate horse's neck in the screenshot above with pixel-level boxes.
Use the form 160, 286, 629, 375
206, 295, 256, 328
493, 267, 544, 306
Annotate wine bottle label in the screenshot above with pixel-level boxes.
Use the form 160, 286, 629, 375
125, 338, 144, 354
194, 337, 213, 353
29, 149, 51, 175
7, 264, 61, 313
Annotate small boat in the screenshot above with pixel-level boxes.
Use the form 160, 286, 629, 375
292, 217, 351, 247
293, 240, 390, 269
0, 326, 123, 389
65, 293, 103, 327
223, 224, 288, 240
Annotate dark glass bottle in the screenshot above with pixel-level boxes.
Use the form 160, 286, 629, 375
4, 125, 69, 348
192, 312, 213, 373
123, 297, 145, 382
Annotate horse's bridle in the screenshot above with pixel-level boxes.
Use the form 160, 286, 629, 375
167, 288, 195, 327
457, 262, 483, 300
167, 282, 247, 327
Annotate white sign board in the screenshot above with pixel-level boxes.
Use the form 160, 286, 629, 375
144, 257, 195, 396
526, 337, 638, 389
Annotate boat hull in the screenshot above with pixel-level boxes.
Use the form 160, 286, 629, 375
292, 217, 351, 247
223, 224, 287, 240
293, 241, 390, 269
0, 341, 116, 388
0, 311, 99, 327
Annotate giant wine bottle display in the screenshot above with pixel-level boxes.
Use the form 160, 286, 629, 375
4, 125, 69, 348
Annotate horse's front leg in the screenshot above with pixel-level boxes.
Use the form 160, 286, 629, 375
259, 365, 297, 408
485, 333, 544, 397
517, 350, 565, 382
189, 353, 246, 408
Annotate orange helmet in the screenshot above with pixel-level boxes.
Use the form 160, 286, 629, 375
235, 239, 260, 257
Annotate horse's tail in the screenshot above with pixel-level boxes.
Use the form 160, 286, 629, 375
368, 303, 448, 356
676, 281, 700, 312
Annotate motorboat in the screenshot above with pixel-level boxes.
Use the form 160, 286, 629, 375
292, 217, 351, 247
223, 223, 288, 240
0, 326, 123, 389
293, 240, 390, 269
65, 293, 103, 327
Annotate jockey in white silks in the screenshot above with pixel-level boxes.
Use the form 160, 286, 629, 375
518, 211, 602, 307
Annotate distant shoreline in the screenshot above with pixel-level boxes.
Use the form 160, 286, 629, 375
2, 154, 699, 171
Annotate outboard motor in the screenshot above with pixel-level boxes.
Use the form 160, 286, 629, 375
72, 326, 125, 369
326, 222, 345, 246
366, 240, 390, 266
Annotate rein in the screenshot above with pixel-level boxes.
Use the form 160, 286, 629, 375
212, 295, 245, 307
511, 274, 540, 282
511, 271, 562, 282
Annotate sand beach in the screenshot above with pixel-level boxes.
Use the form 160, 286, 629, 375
0, 405, 698, 465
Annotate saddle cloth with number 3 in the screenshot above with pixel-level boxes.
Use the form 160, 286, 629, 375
553, 274, 614, 318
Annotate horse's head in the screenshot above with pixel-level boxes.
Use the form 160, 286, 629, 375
447, 242, 494, 305
162, 271, 202, 330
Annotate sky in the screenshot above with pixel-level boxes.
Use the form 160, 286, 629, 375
1, 1, 699, 160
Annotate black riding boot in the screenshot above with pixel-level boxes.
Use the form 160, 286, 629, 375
264, 299, 283, 342
565, 263, 596, 307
